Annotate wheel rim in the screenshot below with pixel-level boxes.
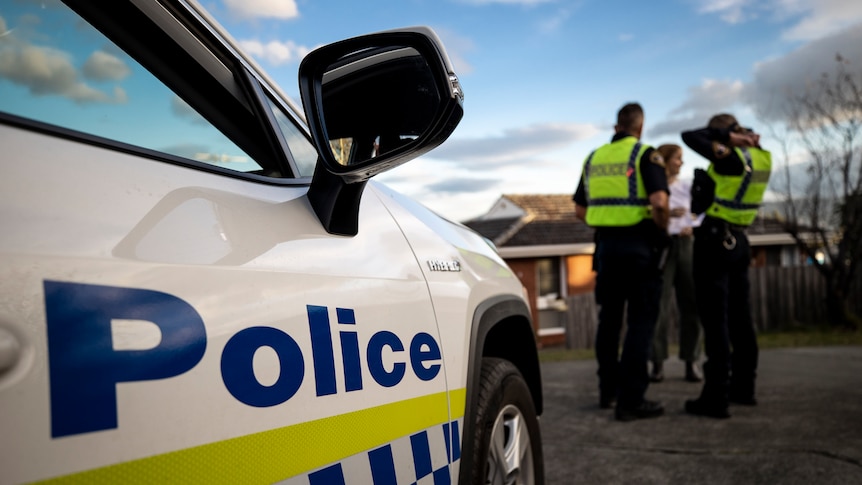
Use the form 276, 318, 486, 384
485, 404, 534, 485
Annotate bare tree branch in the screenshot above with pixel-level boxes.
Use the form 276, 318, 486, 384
763, 54, 862, 327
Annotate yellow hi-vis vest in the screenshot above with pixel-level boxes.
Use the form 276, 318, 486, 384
706, 146, 771, 226
583, 136, 651, 227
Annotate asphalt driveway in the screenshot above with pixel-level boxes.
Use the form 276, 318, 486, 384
539, 346, 862, 484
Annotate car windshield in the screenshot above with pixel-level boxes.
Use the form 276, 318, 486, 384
0, 1, 315, 177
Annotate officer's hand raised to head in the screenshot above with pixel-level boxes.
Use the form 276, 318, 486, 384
729, 131, 760, 148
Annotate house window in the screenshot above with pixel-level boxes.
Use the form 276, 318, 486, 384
537, 258, 561, 300
536, 258, 567, 336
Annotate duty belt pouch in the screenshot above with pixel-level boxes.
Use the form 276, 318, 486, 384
697, 216, 726, 242
691, 168, 715, 215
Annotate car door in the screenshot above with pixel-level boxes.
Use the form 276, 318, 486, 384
0, 1, 452, 483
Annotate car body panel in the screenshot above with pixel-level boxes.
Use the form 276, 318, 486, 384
0, 0, 540, 483
0, 125, 452, 483
372, 184, 526, 392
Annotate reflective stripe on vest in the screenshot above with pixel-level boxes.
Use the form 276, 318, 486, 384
707, 146, 772, 226
583, 137, 651, 227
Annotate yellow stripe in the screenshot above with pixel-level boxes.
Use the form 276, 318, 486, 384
449, 387, 466, 418
36, 389, 466, 485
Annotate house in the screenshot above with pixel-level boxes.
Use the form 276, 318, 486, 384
463, 194, 802, 348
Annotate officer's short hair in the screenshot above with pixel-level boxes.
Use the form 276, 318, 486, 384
708, 113, 738, 130
617, 103, 644, 132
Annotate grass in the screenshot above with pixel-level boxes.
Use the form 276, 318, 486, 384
757, 325, 862, 349
538, 325, 862, 363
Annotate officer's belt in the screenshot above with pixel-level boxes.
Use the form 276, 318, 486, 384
701, 215, 748, 233
589, 197, 649, 206
713, 198, 760, 210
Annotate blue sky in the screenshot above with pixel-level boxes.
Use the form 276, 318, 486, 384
202, 0, 862, 221
2, 0, 860, 223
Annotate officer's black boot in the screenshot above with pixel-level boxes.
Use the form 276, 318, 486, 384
729, 380, 757, 405
685, 378, 730, 419
685, 397, 730, 419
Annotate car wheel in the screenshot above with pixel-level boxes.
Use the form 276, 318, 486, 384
471, 357, 544, 485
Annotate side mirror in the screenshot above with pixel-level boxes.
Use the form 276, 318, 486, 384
299, 27, 464, 235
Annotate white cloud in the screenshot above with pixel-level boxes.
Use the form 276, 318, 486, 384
536, 6, 577, 33
82, 50, 130, 81
649, 116, 704, 139
652, 19, 862, 136
375, 159, 508, 221
747, 22, 862, 122
223, 0, 299, 20
427, 177, 501, 194
618, 33, 634, 42
696, 0, 862, 39
113, 86, 127, 104
696, 0, 754, 24
0, 42, 122, 104
434, 28, 475, 75
672, 78, 746, 116
457, 0, 555, 5
17, 0, 63, 7
684, 0, 862, 129
649, 79, 746, 137
430, 122, 599, 167
238, 39, 311, 66
774, 0, 862, 41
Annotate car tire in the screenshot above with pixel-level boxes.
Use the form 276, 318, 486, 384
471, 357, 544, 485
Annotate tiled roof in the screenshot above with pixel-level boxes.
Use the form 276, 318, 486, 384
464, 194, 594, 247
462, 216, 522, 243
463, 193, 791, 247
502, 194, 577, 221
503, 219, 594, 246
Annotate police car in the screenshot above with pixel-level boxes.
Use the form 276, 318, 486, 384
0, 1, 544, 484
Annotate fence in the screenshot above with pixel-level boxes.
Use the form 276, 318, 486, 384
562, 265, 862, 350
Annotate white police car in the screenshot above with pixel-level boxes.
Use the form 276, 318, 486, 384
0, 1, 544, 484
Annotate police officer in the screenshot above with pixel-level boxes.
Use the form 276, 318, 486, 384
574, 102, 669, 422
682, 113, 771, 419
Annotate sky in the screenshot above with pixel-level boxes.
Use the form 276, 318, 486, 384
198, 0, 862, 222
0, 0, 859, 223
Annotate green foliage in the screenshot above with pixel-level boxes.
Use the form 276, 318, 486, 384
757, 325, 862, 349
538, 347, 596, 363
538, 326, 862, 362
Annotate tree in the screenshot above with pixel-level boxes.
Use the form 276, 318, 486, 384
768, 54, 862, 328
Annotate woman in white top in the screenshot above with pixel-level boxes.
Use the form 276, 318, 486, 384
650, 144, 704, 382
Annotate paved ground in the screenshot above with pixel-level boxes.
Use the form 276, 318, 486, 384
538, 346, 862, 485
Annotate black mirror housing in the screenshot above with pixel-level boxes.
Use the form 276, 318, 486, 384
300, 27, 463, 185
299, 28, 463, 236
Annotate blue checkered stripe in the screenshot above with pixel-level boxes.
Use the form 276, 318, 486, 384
277, 419, 463, 485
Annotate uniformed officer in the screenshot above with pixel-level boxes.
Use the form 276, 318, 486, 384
681, 113, 772, 419
573, 102, 670, 422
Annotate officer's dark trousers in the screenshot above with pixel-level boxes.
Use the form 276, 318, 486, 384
594, 236, 662, 408
692, 217, 759, 404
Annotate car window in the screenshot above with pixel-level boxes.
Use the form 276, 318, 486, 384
268, 97, 318, 177
0, 1, 300, 176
